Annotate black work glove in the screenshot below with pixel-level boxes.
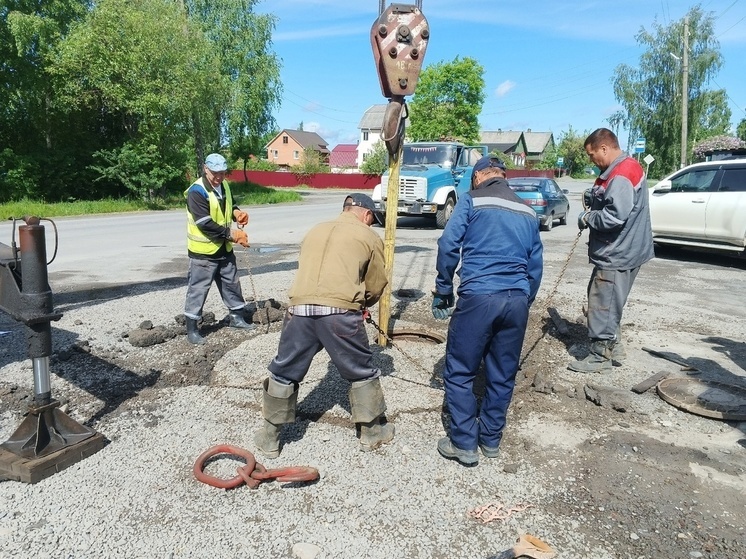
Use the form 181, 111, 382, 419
577, 211, 589, 231
432, 292, 454, 320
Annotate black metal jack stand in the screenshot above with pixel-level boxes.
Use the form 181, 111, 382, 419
0, 217, 104, 483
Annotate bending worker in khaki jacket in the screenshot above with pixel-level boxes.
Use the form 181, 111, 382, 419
255, 193, 392, 457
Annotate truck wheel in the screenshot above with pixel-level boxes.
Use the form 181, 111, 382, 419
435, 196, 455, 229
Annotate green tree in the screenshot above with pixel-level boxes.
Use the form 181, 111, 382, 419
181, 0, 282, 168
293, 146, 329, 183
407, 56, 485, 143
611, 5, 729, 175
737, 118, 746, 142
360, 141, 388, 175
554, 127, 591, 176
0, 0, 91, 200
535, 144, 560, 171
49, 0, 218, 199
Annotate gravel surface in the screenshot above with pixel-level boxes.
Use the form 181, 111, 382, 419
1, 183, 745, 559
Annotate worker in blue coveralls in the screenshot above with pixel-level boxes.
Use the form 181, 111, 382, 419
432, 155, 543, 466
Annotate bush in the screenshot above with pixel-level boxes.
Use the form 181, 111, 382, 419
241, 157, 280, 171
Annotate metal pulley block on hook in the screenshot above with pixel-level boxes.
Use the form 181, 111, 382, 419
371, 3, 430, 158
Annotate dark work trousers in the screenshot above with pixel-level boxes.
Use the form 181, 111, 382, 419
269, 311, 380, 384
184, 252, 245, 319
586, 266, 640, 341
443, 290, 530, 452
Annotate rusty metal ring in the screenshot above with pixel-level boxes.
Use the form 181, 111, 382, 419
193, 444, 257, 489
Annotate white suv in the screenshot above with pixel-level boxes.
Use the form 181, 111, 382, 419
649, 158, 746, 254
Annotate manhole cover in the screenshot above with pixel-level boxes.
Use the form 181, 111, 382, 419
656, 377, 746, 421
389, 329, 445, 344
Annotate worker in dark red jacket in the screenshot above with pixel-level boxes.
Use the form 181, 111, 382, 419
571, 128, 654, 373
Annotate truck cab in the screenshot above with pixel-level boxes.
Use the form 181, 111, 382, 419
371, 142, 487, 228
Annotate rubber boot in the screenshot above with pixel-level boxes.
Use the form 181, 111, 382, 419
568, 340, 613, 373
186, 317, 205, 345
254, 378, 298, 458
349, 378, 394, 452
229, 311, 256, 330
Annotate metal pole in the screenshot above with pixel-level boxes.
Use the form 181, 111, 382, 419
680, 16, 689, 169
18, 223, 54, 405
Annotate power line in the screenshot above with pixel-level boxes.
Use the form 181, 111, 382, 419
278, 96, 360, 125
283, 88, 362, 114
711, 78, 746, 116
716, 13, 746, 37
714, 0, 739, 20
482, 83, 609, 117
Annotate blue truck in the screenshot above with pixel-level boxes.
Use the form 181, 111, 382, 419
371, 141, 488, 228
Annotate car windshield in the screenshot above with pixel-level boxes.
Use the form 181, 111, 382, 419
402, 145, 456, 167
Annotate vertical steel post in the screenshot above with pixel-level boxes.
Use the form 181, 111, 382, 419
18, 222, 54, 405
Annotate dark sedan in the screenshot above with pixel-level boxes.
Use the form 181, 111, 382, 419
508, 177, 570, 231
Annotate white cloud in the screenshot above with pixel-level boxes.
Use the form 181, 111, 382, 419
495, 81, 516, 98
302, 121, 358, 147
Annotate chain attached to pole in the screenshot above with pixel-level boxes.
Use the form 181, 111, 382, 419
519, 230, 584, 368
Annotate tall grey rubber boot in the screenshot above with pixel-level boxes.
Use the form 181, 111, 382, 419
254, 378, 298, 458
229, 311, 256, 330
568, 340, 613, 373
349, 377, 394, 452
186, 317, 205, 345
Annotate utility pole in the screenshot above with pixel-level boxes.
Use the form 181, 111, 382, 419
680, 16, 689, 169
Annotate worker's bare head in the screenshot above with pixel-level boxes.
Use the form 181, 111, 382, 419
584, 128, 622, 171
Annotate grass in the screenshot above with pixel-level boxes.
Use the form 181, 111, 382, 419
0, 181, 303, 220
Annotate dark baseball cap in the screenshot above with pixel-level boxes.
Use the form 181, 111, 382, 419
343, 193, 383, 224
473, 155, 506, 173
343, 193, 377, 212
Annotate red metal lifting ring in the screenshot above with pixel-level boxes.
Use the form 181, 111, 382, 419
193, 444, 320, 490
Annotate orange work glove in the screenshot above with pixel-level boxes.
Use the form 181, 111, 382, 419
233, 209, 249, 227
231, 229, 249, 247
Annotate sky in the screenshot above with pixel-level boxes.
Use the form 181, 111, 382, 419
255, 0, 746, 151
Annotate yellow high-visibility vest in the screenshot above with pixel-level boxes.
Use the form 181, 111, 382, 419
185, 178, 233, 255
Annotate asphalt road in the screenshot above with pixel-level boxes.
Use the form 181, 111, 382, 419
0, 190, 355, 292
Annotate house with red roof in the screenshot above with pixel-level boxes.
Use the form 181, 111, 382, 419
329, 144, 359, 171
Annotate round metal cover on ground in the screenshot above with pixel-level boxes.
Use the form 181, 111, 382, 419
389, 329, 445, 344
656, 377, 746, 421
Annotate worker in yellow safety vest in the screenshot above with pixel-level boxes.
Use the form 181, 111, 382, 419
183, 153, 254, 344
